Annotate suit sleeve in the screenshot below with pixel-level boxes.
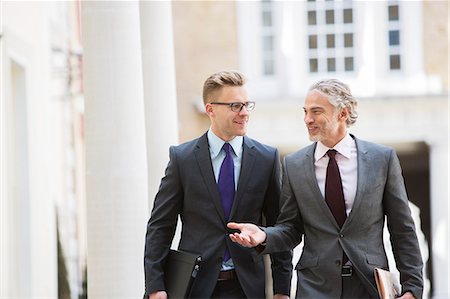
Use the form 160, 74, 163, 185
263, 149, 293, 296
263, 156, 304, 254
383, 149, 423, 299
143, 146, 183, 298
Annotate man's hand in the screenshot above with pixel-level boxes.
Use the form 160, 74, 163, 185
149, 291, 167, 299
227, 222, 267, 247
397, 291, 416, 299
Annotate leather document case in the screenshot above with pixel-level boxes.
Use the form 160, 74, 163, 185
164, 249, 202, 298
374, 267, 400, 299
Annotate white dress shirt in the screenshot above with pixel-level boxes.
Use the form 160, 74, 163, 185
314, 133, 358, 216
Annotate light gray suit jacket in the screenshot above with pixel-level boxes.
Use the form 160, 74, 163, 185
144, 133, 292, 298
263, 136, 423, 299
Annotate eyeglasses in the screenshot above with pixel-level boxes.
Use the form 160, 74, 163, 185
210, 101, 256, 112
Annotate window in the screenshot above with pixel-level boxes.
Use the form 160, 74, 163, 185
309, 58, 318, 72
326, 34, 335, 48
325, 10, 335, 24
309, 35, 318, 49
307, 0, 355, 73
261, 0, 275, 76
344, 33, 353, 48
388, 5, 399, 21
262, 11, 272, 26
389, 30, 400, 46
387, 2, 401, 70
308, 11, 317, 25
343, 9, 353, 23
390, 55, 401, 70
327, 58, 336, 72
344, 57, 354, 71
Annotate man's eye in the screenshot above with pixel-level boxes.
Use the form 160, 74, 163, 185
231, 103, 242, 109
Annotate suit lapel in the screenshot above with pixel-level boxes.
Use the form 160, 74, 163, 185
230, 136, 256, 219
304, 144, 341, 229
194, 133, 227, 225
342, 137, 369, 231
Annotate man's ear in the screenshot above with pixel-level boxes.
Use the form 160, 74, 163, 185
339, 107, 349, 121
205, 103, 214, 117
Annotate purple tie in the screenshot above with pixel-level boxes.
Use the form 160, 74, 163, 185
218, 143, 235, 261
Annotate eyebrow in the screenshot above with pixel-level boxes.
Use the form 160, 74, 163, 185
303, 106, 325, 111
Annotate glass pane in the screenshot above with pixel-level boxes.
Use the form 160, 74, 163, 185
327, 58, 336, 72
264, 59, 275, 75
390, 55, 401, 70
309, 35, 318, 49
388, 5, 399, 21
344, 33, 353, 47
262, 11, 272, 27
308, 11, 317, 25
263, 36, 274, 51
327, 34, 335, 48
389, 30, 400, 46
309, 58, 318, 72
345, 57, 354, 71
343, 9, 353, 23
326, 10, 335, 24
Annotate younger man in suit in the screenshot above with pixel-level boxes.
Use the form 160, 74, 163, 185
144, 70, 292, 299
229, 79, 423, 299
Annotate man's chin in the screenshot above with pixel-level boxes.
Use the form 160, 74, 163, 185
309, 135, 321, 142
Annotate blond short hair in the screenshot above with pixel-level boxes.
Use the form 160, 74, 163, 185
202, 70, 247, 105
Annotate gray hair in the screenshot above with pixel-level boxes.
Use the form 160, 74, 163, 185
202, 70, 247, 105
309, 78, 358, 127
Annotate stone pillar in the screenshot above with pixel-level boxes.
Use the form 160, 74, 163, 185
429, 139, 449, 299
139, 1, 179, 205
81, 2, 148, 297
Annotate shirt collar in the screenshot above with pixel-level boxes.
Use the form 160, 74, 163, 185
207, 129, 243, 158
315, 133, 354, 161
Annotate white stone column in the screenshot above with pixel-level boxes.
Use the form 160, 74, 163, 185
139, 1, 179, 205
429, 139, 449, 299
81, 2, 148, 297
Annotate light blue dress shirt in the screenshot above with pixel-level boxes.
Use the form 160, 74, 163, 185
207, 129, 243, 270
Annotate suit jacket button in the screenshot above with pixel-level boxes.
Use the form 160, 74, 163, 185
339, 234, 344, 238
335, 260, 341, 266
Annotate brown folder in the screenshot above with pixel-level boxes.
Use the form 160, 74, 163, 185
374, 267, 400, 299
164, 249, 202, 298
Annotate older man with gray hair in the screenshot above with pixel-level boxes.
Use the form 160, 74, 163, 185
229, 79, 423, 299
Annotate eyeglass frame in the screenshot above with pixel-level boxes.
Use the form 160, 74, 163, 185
209, 101, 256, 112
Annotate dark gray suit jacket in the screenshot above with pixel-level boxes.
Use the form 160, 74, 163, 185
263, 136, 423, 299
144, 133, 292, 298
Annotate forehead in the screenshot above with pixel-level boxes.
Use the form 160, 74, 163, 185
303, 90, 333, 109
215, 85, 248, 102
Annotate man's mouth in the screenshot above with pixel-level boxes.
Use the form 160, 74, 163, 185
234, 119, 248, 125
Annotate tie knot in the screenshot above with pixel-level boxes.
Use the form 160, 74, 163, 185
327, 149, 337, 159
222, 143, 233, 155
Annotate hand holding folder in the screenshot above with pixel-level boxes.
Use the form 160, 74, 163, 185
374, 268, 400, 299
164, 250, 202, 298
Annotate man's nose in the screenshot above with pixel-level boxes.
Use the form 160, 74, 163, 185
239, 105, 250, 115
304, 113, 313, 124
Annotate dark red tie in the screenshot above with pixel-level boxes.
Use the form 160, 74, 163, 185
325, 149, 348, 264
325, 149, 347, 227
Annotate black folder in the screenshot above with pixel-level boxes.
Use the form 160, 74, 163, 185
164, 249, 202, 298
